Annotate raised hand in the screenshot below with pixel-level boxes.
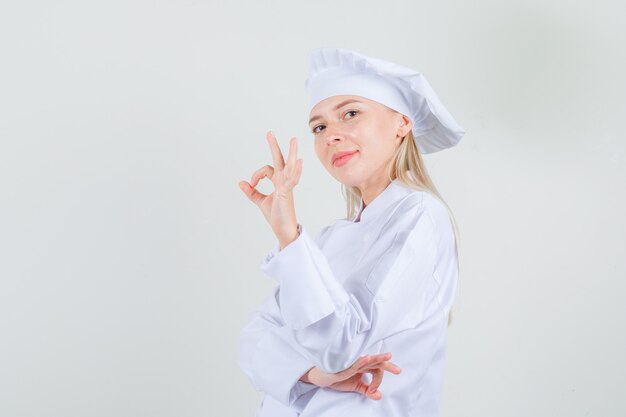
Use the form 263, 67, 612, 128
301, 353, 402, 400
238, 131, 303, 249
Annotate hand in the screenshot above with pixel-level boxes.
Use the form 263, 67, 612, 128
301, 353, 402, 400
238, 131, 303, 247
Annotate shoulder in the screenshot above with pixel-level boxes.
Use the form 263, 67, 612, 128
396, 188, 445, 216
393, 190, 454, 247
420, 192, 456, 257
421, 192, 451, 227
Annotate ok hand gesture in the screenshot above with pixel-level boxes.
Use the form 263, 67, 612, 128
238, 131, 303, 249
301, 353, 402, 400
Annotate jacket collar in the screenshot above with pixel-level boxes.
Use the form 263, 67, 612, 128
351, 177, 415, 223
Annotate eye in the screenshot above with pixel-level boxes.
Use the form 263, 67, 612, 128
312, 124, 325, 134
345, 110, 359, 119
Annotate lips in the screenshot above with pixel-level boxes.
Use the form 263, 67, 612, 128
332, 150, 358, 164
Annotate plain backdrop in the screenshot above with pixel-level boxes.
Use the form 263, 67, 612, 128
1, 1, 624, 416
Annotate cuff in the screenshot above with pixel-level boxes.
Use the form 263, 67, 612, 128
262, 223, 302, 264
252, 325, 318, 407
259, 224, 349, 330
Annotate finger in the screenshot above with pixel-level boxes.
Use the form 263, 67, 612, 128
363, 360, 402, 376
366, 389, 382, 401
343, 352, 392, 377
380, 361, 402, 375
367, 352, 392, 362
296, 158, 303, 182
367, 368, 384, 395
367, 391, 383, 401
238, 181, 268, 206
349, 354, 377, 373
368, 392, 382, 400
334, 355, 370, 380
266, 131, 285, 170
354, 375, 371, 396
354, 353, 392, 371
250, 165, 274, 188
286, 137, 298, 171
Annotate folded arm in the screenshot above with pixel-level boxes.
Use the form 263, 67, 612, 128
260, 204, 440, 373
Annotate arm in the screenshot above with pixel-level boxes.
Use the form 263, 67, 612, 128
238, 286, 318, 408
260, 202, 445, 374
237, 224, 337, 406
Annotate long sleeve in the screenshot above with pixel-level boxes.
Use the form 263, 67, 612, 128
259, 203, 443, 374
237, 285, 319, 409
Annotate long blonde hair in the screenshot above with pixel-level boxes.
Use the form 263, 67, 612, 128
340, 130, 460, 326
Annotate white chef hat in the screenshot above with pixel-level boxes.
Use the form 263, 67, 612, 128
304, 47, 465, 154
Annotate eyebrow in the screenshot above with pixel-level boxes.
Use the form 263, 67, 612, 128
308, 99, 363, 125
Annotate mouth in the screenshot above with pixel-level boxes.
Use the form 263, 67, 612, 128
332, 150, 358, 167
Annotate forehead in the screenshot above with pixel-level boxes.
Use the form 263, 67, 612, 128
309, 95, 381, 119
309, 95, 395, 125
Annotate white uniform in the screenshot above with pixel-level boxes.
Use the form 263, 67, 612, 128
238, 178, 459, 417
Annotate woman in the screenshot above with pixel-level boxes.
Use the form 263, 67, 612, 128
237, 47, 465, 417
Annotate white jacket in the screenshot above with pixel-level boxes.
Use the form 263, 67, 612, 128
238, 178, 459, 417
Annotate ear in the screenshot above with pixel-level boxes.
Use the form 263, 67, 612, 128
396, 114, 413, 138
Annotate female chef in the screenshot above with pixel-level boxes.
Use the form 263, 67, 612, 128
237, 47, 465, 417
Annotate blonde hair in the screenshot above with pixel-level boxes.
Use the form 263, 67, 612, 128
340, 130, 460, 326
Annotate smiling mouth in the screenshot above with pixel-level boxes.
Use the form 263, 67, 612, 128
333, 151, 358, 166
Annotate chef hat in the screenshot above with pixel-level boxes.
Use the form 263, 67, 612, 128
304, 47, 465, 154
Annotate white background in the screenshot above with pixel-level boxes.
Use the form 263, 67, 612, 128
1, 1, 624, 416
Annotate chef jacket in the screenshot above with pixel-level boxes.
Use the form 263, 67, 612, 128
238, 177, 459, 417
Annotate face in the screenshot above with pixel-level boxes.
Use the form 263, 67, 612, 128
308, 95, 412, 190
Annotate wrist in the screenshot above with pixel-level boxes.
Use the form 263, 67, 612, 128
299, 367, 314, 383
278, 223, 301, 250
300, 366, 334, 388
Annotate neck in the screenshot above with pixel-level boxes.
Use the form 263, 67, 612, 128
359, 177, 393, 207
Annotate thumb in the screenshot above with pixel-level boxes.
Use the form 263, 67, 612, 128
238, 181, 266, 206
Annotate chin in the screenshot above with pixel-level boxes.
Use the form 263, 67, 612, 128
332, 170, 363, 188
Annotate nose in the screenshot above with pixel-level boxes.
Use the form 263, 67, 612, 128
321, 122, 345, 145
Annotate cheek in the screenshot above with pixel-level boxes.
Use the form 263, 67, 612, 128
362, 131, 397, 158
314, 141, 326, 162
